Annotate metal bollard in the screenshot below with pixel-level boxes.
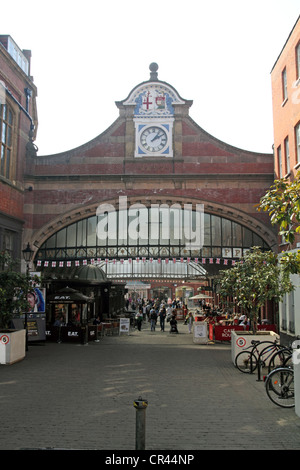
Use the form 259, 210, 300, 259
133, 396, 148, 450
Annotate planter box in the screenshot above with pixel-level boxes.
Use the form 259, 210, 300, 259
231, 330, 279, 365
293, 344, 300, 418
0, 329, 26, 365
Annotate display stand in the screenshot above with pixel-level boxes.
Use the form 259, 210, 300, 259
193, 322, 208, 344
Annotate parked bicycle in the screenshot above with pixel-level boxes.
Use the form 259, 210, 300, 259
264, 366, 294, 408
267, 346, 293, 373
235, 339, 283, 373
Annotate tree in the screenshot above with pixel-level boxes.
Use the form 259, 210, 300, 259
0, 251, 32, 329
218, 247, 293, 332
258, 171, 300, 275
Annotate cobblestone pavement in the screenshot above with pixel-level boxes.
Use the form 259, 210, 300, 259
1, 321, 300, 451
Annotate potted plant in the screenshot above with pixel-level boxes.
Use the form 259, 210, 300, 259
218, 247, 293, 363
0, 251, 32, 364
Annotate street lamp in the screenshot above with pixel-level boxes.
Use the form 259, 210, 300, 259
22, 243, 34, 351
22, 243, 34, 265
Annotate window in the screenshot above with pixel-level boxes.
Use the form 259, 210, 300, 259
296, 42, 300, 80
284, 137, 290, 174
2, 229, 15, 264
295, 123, 300, 165
0, 104, 13, 180
277, 145, 282, 177
282, 67, 288, 102
36, 212, 270, 265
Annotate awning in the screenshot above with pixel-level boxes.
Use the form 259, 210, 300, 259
48, 286, 93, 304
190, 294, 213, 300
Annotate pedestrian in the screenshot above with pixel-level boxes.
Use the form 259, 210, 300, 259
159, 305, 166, 331
150, 308, 157, 331
187, 311, 194, 333
135, 310, 143, 331
169, 315, 178, 334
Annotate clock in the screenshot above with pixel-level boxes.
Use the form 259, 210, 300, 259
140, 126, 168, 152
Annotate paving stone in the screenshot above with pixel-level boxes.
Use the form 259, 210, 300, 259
0, 322, 300, 450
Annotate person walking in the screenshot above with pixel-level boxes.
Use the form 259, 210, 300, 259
159, 305, 166, 332
187, 311, 194, 334
135, 310, 143, 331
150, 308, 157, 331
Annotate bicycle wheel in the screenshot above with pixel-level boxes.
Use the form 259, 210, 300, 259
283, 353, 293, 368
268, 348, 292, 373
265, 367, 294, 408
259, 344, 282, 368
235, 351, 258, 373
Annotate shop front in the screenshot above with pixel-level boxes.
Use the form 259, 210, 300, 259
40, 264, 126, 343
46, 286, 95, 343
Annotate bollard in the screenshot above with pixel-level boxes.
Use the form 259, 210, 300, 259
133, 396, 148, 450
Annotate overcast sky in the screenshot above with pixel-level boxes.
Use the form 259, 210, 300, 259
2, 0, 299, 155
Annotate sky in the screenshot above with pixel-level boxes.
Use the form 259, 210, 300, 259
1, 0, 299, 155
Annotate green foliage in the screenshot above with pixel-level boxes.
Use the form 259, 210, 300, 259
219, 247, 293, 330
0, 251, 32, 329
258, 171, 300, 276
258, 170, 300, 246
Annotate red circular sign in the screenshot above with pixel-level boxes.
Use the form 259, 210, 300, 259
0, 334, 9, 345
236, 337, 246, 347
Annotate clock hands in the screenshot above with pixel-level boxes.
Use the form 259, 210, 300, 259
151, 132, 164, 142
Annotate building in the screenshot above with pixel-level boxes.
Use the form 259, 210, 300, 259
0, 35, 38, 266
270, 15, 300, 344
21, 61, 277, 325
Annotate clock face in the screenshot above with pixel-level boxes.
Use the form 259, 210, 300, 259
140, 126, 168, 152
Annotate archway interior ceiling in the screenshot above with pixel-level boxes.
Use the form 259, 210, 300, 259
36, 205, 270, 280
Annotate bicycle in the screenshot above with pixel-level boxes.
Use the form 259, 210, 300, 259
264, 366, 294, 408
235, 340, 282, 373
267, 346, 293, 373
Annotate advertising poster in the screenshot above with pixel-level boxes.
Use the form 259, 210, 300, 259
193, 322, 208, 344
119, 318, 130, 335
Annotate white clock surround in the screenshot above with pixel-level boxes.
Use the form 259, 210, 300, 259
135, 118, 174, 158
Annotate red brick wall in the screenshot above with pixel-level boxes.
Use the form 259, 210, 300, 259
271, 17, 300, 178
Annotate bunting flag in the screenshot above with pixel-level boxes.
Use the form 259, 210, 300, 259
36, 256, 244, 268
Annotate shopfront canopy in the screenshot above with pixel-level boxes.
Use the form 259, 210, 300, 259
48, 286, 92, 304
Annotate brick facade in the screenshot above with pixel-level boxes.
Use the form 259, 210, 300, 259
270, 16, 300, 343
24, 67, 276, 266
0, 35, 37, 262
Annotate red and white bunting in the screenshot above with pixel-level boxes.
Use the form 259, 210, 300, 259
36, 257, 244, 268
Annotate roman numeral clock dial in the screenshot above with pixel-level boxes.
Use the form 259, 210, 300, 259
140, 126, 167, 152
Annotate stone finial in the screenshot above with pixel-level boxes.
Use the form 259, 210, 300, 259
149, 62, 158, 81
